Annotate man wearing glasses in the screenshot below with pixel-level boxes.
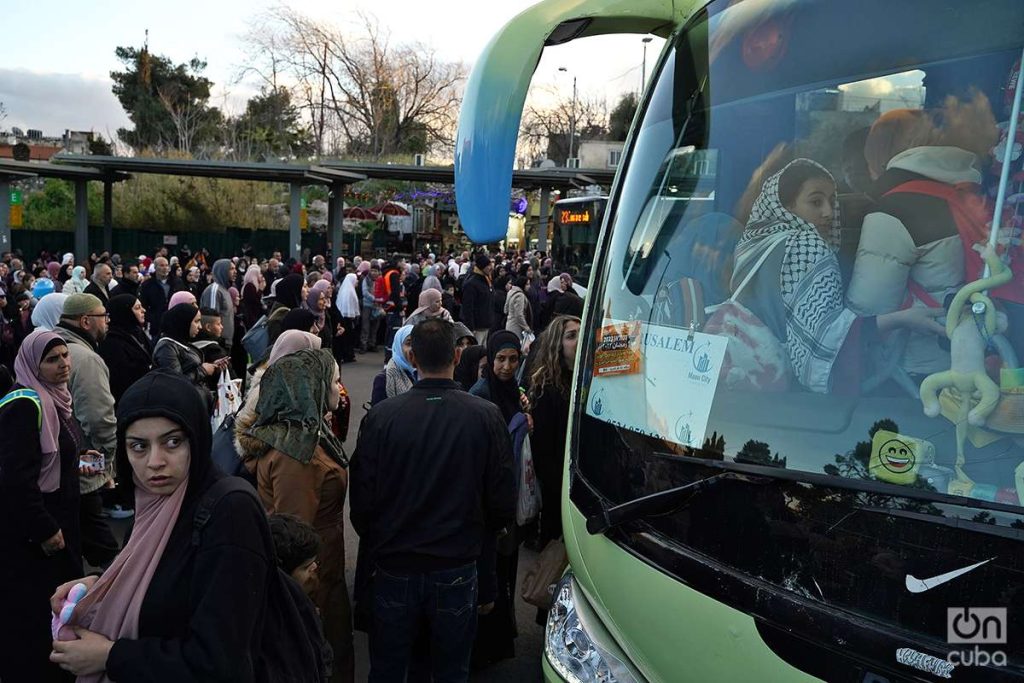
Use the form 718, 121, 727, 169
55, 293, 120, 570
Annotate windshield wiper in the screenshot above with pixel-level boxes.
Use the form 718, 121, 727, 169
664, 454, 1024, 517
584, 453, 1023, 536
586, 471, 746, 534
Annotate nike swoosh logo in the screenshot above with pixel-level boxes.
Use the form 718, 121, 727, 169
905, 558, 994, 593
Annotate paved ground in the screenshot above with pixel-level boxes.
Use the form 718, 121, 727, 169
340, 349, 545, 682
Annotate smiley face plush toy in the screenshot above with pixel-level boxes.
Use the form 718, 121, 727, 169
870, 430, 936, 485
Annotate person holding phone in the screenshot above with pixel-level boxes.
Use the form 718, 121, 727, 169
153, 303, 229, 413
0, 330, 84, 682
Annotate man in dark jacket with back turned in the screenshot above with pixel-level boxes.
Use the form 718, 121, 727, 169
460, 253, 494, 344
350, 318, 515, 682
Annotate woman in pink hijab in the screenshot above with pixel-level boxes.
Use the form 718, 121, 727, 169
166, 290, 196, 310
48, 370, 322, 680
0, 330, 82, 683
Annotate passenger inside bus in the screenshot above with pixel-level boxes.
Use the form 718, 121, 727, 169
731, 158, 944, 394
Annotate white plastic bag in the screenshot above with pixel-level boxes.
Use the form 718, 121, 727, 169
516, 434, 542, 526
211, 370, 243, 433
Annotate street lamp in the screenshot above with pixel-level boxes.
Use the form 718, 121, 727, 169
641, 36, 653, 91
558, 66, 577, 167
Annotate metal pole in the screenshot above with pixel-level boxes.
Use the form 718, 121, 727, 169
102, 181, 113, 253
641, 36, 653, 93
74, 180, 89, 264
569, 76, 577, 163
537, 187, 551, 253
289, 182, 302, 263
0, 180, 10, 256
329, 183, 345, 261
986, 43, 1024, 276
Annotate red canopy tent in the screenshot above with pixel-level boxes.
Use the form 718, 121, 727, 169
343, 206, 378, 219
370, 201, 411, 216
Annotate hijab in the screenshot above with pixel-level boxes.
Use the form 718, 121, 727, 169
61, 252, 74, 266
68, 266, 88, 294
275, 273, 305, 309
69, 370, 214, 652
107, 294, 142, 330
13, 330, 73, 492
421, 275, 442, 293
46, 261, 61, 281
211, 259, 233, 289
160, 303, 199, 345
408, 288, 445, 321
281, 307, 317, 334
30, 292, 69, 331
484, 329, 523, 423
455, 344, 487, 392
168, 290, 197, 309
336, 273, 360, 318
305, 280, 330, 330
247, 349, 345, 465
391, 325, 416, 376
243, 265, 262, 290
268, 330, 322, 366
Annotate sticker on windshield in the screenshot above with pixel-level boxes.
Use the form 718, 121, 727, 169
587, 321, 726, 448
594, 320, 643, 376
868, 430, 935, 485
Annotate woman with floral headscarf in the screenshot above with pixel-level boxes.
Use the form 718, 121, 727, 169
734, 158, 942, 393
238, 349, 354, 682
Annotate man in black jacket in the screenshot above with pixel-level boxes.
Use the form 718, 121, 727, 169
350, 318, 515, 682
460, 253, 494, 344
138, 256, 181, 340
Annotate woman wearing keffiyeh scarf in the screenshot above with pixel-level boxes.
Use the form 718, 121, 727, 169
733, 159, 941, 393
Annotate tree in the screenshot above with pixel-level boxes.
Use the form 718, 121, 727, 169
12, 143, 30, 162
242, 9, 467, 158
88, 134, 113, 156
608, 92, 638, 141
110, 45, 221, 153
227, 87, 315, 160
519, 92, 607, 166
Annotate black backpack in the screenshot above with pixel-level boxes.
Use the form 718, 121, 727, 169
210, 410, 258, 486
192, 477, 329, 682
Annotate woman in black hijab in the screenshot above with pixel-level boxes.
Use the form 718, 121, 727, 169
153, 304, 219, 402
454, 344, 488, 392
467, 329, 524, 669
48, 370, 322, 681
98, 294, 153, 405
469, 330, 524, 423
267, 274, 307, 343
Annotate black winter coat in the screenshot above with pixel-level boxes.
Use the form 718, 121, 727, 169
0, 391, 82, 683
139, 277, 182, 339
104, 476, 274, 682
350, 378, 515, 572
98, 326, 153, 405
460, 272, 493, 331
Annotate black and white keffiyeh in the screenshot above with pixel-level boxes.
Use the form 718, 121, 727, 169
734, 159, 857, 393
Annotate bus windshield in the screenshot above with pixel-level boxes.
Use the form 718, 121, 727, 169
578, 0, 1024, 532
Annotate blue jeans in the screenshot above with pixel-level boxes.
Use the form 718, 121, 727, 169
368, 562, 479, 682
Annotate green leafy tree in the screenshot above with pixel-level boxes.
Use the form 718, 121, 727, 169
89, 134, 113, 156
111, 45, 221, 153
228, 87, 315, 160
608, 92, 638, 141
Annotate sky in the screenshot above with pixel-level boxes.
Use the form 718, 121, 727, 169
0, 0, 664, 144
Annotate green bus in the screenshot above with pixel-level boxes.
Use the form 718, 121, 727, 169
456, 0, 1024, 680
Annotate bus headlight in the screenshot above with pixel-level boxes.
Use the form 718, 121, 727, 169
545, 574, 640, 683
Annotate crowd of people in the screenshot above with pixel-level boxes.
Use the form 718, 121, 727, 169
0, 241, 586, 681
